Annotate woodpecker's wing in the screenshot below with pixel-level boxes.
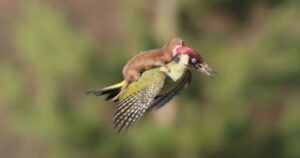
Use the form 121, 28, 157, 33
148, 71, 192, 111
113, 69, 166, 133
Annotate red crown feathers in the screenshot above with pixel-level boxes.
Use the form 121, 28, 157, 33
176, 46, 203, 62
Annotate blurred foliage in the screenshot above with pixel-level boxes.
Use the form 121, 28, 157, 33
0, 0, 300, 158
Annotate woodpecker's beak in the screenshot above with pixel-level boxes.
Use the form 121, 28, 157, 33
195, 62, 217, 78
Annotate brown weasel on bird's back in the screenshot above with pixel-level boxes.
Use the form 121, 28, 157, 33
113, 38, 185, 101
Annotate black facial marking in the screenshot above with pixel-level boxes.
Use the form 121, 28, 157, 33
174, 56, 180, 63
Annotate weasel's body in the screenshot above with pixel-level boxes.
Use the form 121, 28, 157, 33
114, 38, 184, 101
122, 48, 172, 82
123, 38, 183, 82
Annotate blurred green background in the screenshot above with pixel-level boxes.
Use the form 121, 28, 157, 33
1, 0, 300, 157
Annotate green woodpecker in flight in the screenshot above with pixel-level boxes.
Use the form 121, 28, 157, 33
87, 46, 216, 133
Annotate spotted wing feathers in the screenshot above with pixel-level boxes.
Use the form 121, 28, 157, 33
113, 83, 164, 133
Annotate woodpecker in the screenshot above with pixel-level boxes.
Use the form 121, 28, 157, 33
113, 38, 185, 101
87, 46, 216, 133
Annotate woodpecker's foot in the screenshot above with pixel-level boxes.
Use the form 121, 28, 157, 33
112, 92, 122, 102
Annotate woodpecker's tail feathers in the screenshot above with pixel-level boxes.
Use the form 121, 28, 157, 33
86, 80, 126, 101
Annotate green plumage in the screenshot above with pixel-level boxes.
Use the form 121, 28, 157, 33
118, 69, 166, 100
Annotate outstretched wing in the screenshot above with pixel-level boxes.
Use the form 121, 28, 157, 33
113, 70, 166, 133
147, 71, 192, 112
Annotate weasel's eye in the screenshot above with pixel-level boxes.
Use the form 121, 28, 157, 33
191, 58, 197, 64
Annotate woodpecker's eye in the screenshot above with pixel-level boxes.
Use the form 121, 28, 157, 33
191, 57, 197, 64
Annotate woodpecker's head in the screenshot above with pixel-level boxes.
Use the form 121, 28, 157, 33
176, 46, 216, 78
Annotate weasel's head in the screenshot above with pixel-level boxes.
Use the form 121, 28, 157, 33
164, 38, 184, 56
